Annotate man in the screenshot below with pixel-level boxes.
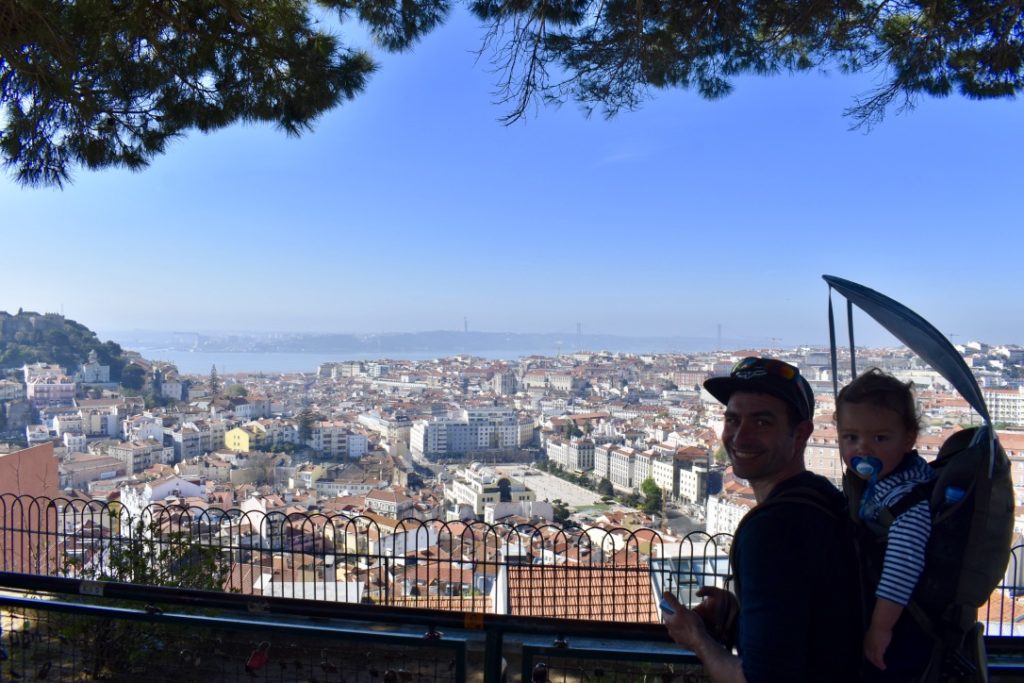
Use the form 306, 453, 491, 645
663, 357, 863, 683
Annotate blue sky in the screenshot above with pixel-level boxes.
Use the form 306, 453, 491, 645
2, 7, 1022, 349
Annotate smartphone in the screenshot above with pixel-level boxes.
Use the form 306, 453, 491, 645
659, 597, 675, 615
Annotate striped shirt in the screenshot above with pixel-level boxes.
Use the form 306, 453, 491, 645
861, 452, 936, 606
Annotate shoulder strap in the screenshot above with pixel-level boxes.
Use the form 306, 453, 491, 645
730, 484, 846, 591
875, 480, 934, 528
769, 486, 844, 521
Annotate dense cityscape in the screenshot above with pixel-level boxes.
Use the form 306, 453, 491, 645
3, 324, 1024, 612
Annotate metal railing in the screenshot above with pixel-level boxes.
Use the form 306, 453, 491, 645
0, 493, 734, 621
3, 493, 1024, 681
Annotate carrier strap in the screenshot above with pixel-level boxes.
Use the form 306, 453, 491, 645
875, 481, 935, 528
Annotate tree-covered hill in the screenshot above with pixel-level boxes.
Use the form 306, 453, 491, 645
0, 310, 127, 380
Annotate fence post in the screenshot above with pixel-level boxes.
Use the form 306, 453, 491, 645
484, 626, 504, 683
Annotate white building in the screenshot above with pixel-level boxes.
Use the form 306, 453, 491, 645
309, 421, 369, 460
705, 493, 755, 540
0, 380, 24, 401
651, 456, 676, 499
608, 446, 637, 491
108, 439, 175, 474
984, 387, 1024, 426
594, 444, 613, 481
411, 407, 532, 459
444, 463, 536, 520
545, 437, 595, 472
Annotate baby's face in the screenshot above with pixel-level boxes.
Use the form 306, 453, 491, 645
837, 402, 916, 479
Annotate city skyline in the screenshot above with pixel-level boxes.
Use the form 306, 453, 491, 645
2, 8, 1022, 347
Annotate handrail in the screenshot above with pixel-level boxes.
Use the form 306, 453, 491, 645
0, 570, 670, 641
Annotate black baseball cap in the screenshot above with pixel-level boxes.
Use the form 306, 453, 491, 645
704, 357, 814, 422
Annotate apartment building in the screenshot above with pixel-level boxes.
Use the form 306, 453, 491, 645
365, 489, 415, 518
545, 437, 595, 472
608, 446, 637, 491
650, 456, 676, 498
985, 387, 1024, 426
0, 380, 23, 401
706, 491, 755, 539
593, 443, 612, 481
108, 439, 174, 474
167, 425, 203, 461
410, 407, 532, 459
185, 419, 228, 452
633, 450, 653, 485
804, 423, 845, 486
225, 426, 263, 453
309, 421, 369, 460
491, 372, 518, 395
25, 373, 76, 407
122, 414, 165, 442
357, 413, 412, 451
60, 454, 127, 489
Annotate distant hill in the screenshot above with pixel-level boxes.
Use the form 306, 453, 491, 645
0, 310, 127, 380
107, 329, 733, 355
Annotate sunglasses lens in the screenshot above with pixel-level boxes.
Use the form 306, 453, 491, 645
733, 357, 797, 380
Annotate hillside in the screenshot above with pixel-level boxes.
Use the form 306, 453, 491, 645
0, 310, 127, 380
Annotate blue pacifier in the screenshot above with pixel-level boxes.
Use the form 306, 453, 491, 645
851, 455, 882, 479
850, 456, 882, 520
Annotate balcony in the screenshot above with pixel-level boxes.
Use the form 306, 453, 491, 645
1, 492, 1023, 681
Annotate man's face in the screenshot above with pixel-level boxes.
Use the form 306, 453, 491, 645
722, 392, 811, 486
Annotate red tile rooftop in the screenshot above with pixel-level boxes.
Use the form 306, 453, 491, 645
507, 564, 659, 622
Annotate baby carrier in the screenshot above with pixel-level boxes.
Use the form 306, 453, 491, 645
824, 275, 1015, 683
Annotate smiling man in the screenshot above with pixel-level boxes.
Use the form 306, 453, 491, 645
662, 357, 863, 683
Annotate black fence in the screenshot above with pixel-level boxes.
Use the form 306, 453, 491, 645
2, 493, 1024, 681
0, 493, 734, 622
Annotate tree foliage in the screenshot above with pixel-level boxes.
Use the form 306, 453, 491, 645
0, 310, 127, 378
208, 364, 220, 397
551, 498, 571, 523
3, 0, 1019, 186
297, 406, 317, 443
474, 0, 1024, 127
0, 0, 448, 186
640, 477, 662, 514
63, 515, 230, 678
120, 363, 147, 391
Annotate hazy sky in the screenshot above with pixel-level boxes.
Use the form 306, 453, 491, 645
2, 8, 1022, 348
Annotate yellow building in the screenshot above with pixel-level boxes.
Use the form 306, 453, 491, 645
224, 426, 261, 453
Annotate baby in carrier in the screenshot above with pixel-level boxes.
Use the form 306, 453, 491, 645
836, 368, 936, 680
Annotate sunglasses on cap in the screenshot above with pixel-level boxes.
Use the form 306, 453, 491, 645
730, 357, 800, 381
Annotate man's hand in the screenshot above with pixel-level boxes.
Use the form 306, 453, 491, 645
662, 591, 748, 683
662, 592, 710, 650
692, 587, 739, 646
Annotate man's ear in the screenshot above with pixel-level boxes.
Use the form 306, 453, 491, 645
794, 419, 814, 448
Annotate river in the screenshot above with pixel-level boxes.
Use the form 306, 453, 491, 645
132, 348, 553, 375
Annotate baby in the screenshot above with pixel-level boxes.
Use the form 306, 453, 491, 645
836, 368, 936, 677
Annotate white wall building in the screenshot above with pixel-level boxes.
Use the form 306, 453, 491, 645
444, 463, 536, 520
985, 387, 1024, 426
411, 407, 532, 459
705, 493, 755, 540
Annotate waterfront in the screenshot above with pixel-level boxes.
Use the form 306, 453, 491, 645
130, 348, 556, 375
